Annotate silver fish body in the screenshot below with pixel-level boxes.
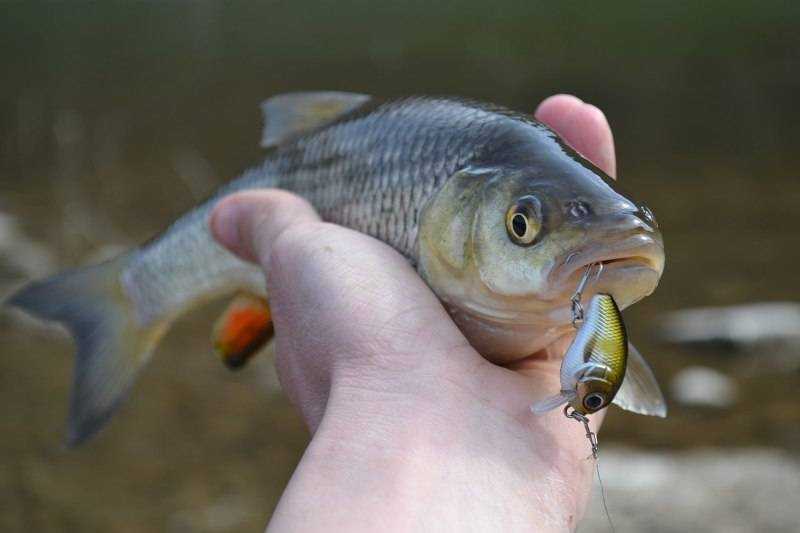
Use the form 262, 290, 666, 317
8, 92, 667, 444
122, 96, 503, 324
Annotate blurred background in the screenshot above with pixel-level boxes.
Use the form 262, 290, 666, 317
1, 2, 799, 531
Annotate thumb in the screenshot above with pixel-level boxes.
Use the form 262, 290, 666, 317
209, 190, 321, 265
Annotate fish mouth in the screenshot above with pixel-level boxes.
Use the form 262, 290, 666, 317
458, 232, 663, 327
550, 231, 665, 305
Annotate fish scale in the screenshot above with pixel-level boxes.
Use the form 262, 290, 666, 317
124, 97, 513, 324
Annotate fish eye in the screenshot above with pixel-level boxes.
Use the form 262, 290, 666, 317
505, 196, 542, 245
583, 392, 606, 412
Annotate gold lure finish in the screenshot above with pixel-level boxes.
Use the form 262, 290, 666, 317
532, 293, 628, 415
569, 293, 628, 414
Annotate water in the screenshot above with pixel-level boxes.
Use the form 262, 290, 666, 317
1, 3, 799, 531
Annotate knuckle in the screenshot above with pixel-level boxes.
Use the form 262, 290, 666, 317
268, 221, 336, 279
272, 221, 321, 256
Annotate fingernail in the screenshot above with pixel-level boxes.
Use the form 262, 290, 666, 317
210, 202, 241, 252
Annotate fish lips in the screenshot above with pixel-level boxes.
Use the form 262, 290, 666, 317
549, 224, 665, 308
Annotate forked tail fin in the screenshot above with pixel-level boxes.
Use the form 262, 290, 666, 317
6, 254, 168, 446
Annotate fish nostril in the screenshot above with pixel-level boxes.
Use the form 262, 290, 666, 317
637, 204, 658, 229
566, 200, 592, 219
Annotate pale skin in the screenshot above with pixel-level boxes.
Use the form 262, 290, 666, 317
210, 94, 617, 532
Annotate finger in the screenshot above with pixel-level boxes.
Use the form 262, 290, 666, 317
210, 188, 469, 367
534, 94, 617, 179
265, 221, 471, 369
211, 188, 476, 397
209, 189, 321, 265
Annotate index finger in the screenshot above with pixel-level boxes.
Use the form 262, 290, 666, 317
534, 94, 617, 179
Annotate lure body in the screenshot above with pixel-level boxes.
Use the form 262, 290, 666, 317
533, 293, 628, 415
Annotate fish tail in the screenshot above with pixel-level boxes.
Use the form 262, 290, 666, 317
6, 253, 168, 446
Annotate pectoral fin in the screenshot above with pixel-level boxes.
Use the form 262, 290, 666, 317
612, 342, 667, 417
213, 293, 273, 369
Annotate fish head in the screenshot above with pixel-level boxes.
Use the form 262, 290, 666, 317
418, 144, 664, 363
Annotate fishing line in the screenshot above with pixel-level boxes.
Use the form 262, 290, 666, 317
595, 458, 616, 533
564, 405, 615, 533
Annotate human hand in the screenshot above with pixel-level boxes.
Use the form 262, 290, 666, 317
210, 94, 617, 532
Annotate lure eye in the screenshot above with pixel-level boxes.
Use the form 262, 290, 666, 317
505, 196, 542, 245
583, 392, 606, 412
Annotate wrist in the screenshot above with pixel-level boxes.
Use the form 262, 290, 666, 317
270, 360, 593, 531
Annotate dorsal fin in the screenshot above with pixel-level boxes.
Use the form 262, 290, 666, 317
260, 91, 371, 148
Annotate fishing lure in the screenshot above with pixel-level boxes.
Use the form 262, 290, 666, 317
533, 267, 627, 410
532, 263, 625, 531
531, 263, 629, 456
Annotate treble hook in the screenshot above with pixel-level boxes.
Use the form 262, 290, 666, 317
570, 262, 604, 328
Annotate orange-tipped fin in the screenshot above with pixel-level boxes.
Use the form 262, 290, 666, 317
213, 293, 273, 370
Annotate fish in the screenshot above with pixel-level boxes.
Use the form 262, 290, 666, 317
6, 91, 667, 445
